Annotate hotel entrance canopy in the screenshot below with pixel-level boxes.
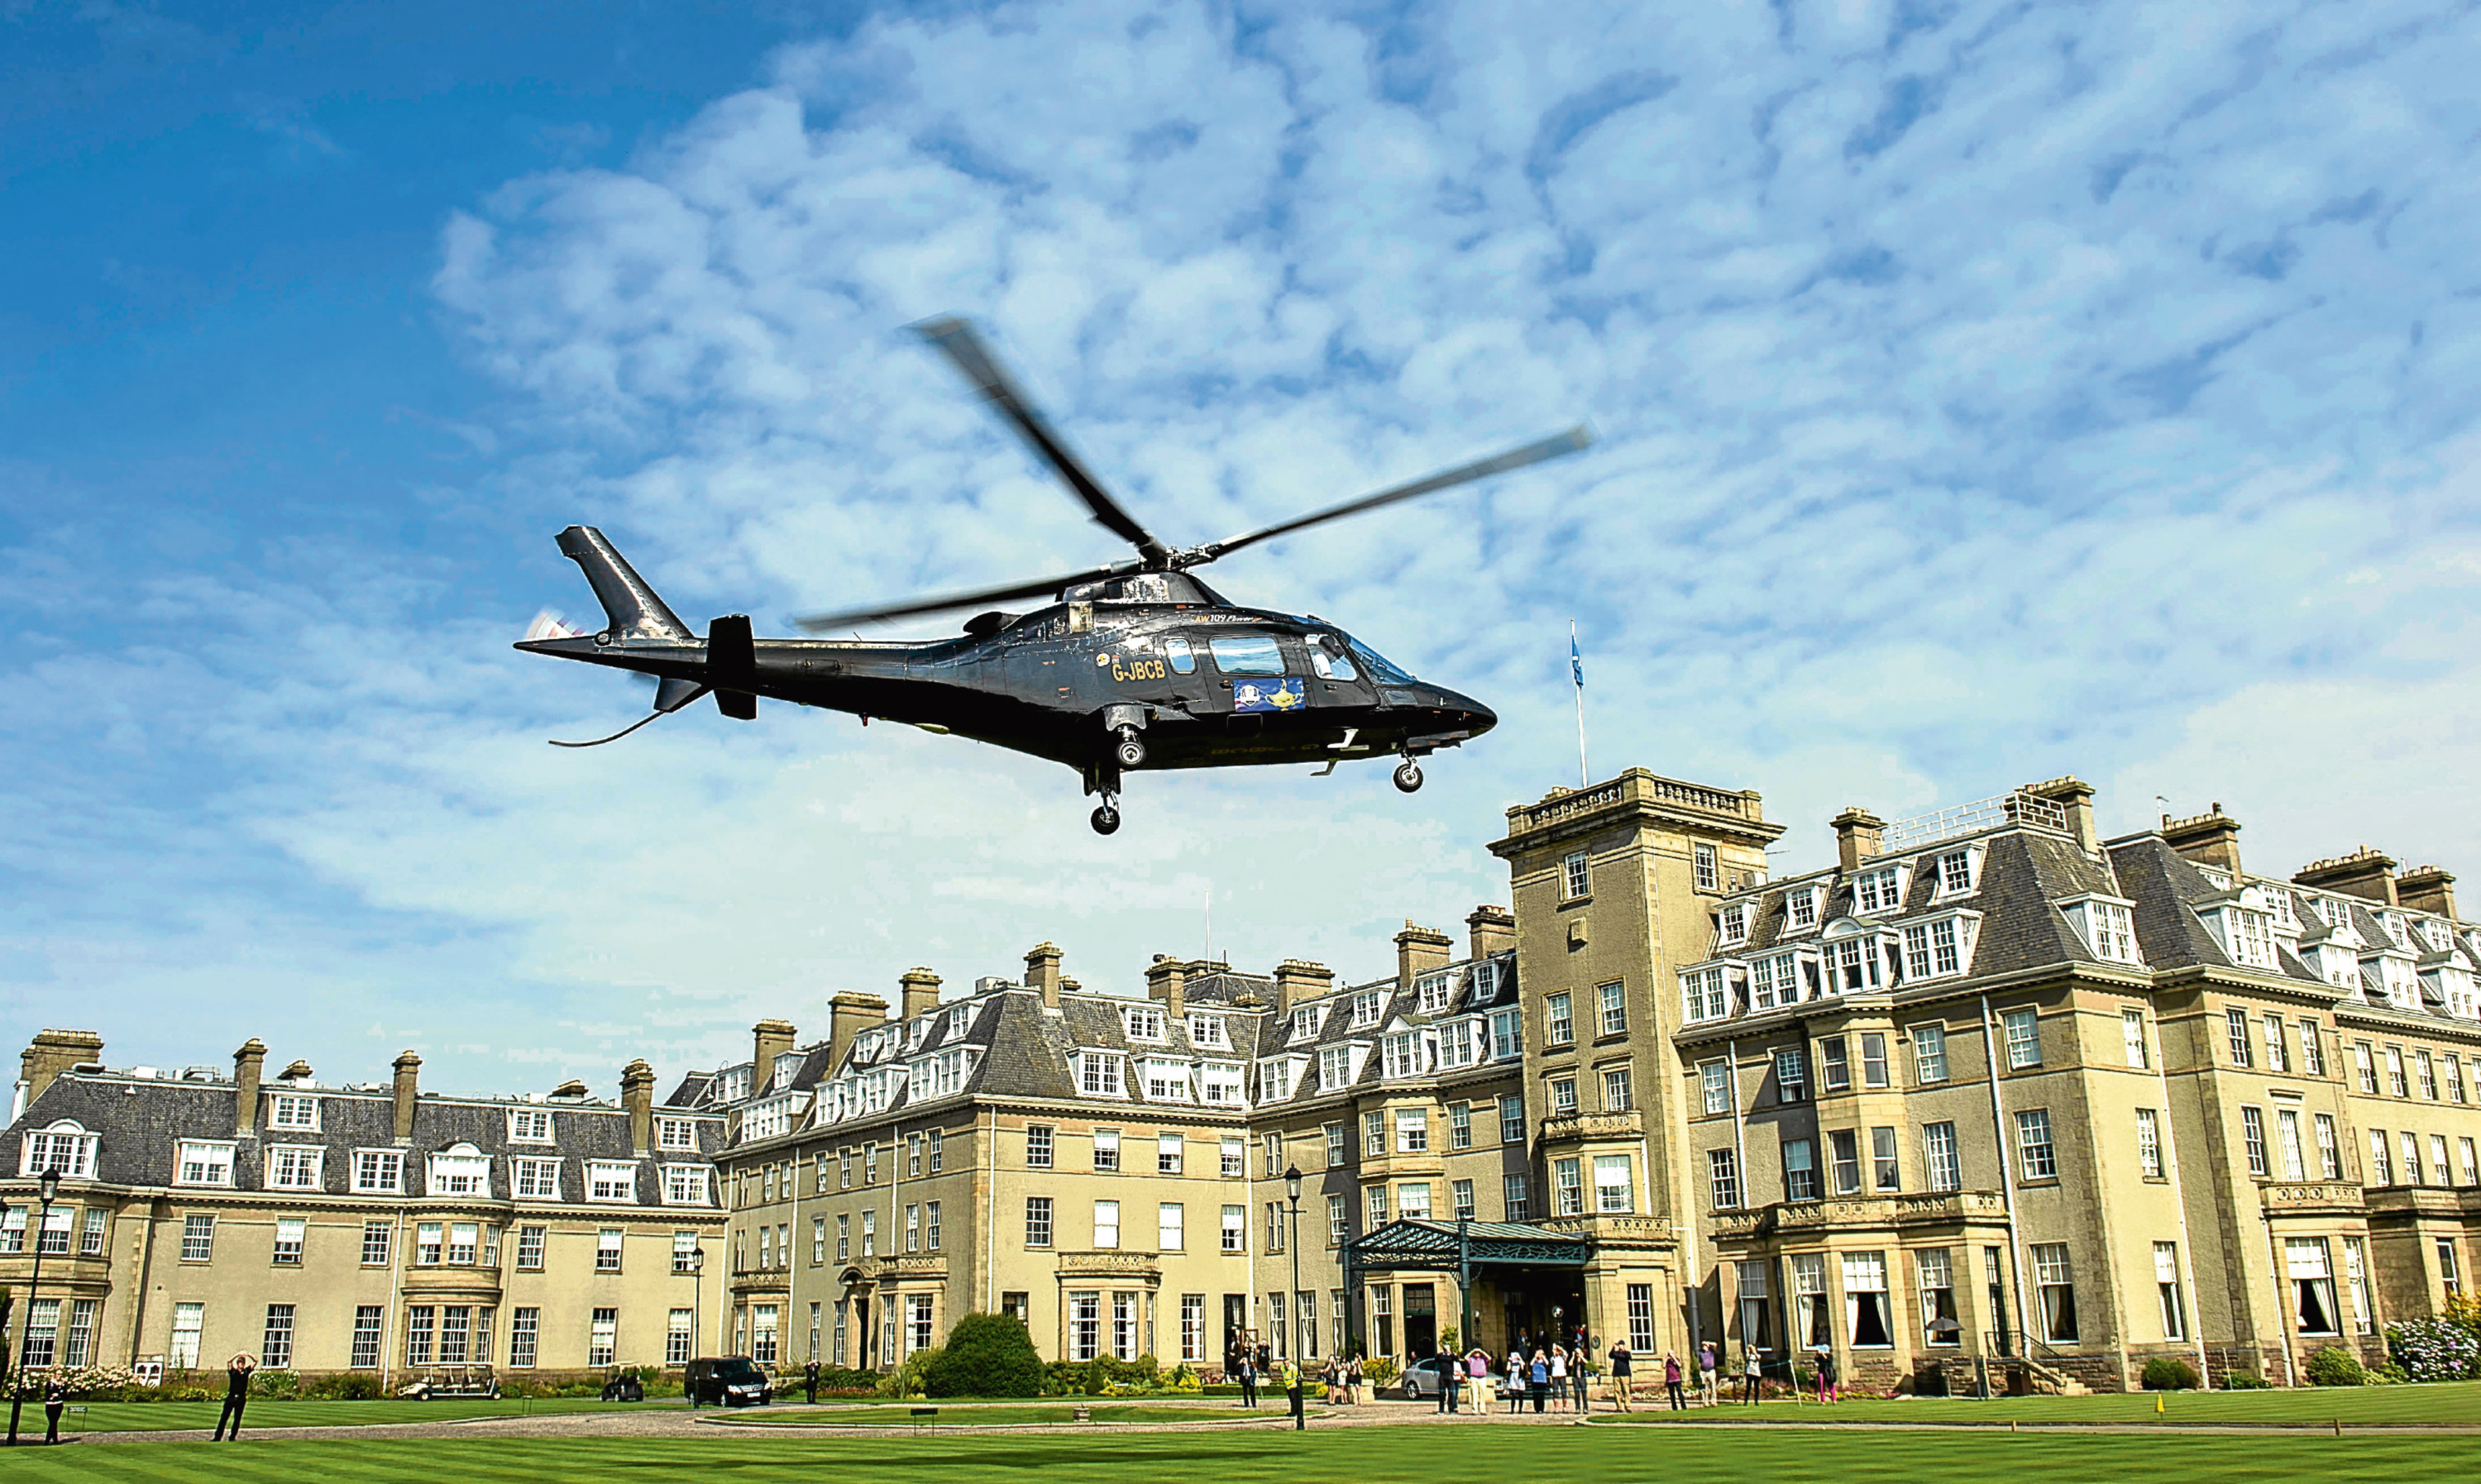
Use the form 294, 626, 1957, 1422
1341, 1219, 1594, 1356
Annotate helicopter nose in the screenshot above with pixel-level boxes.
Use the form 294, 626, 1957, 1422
1426, 685, 1496, 737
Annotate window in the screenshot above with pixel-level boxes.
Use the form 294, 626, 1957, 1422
2031, 1243, 2078, 1342
2280, 1110, 2310, 1182
1025, 1197, 1052, 1248
1718, 901, 1749, 945
2015, 1109, 2057, 1180
1398, 1181, 1432, 1220
2462, 1137, 2479, 1187
1828, 1129, 1860, 1195
1584, 1155, 1631, 1214
1563, 850, 1591, 899
261, 1304, 295, 1370
2156, 1243, 2187, 1340
1861, 1033, 1890, 1088
267, 1092, 318, 1133
177, 1139, 236, 1187
350, 1305, 385, 1369
1708, 1148, 1741, 1210
1938, 848, 1976, 895
1499, 1095, 1526, 1144
1489, 1008, 1522, 1059
508, 1106, 552, 1143
1551, 1076, 1577, 1114
1792, 1254, 1830, 1347
1787, 884, 1820, 931
1026, 1124, 1054, 1169
595, 1228, 623, 1272
2354, 1041, 2378, 1094
589, 1162, 637, 1203
2002, 1009, 2041, 1069
1451, 1178, 1476, 1221
1068, 1293, 1101, 1362
1603, 1066, 1634, 1112
181, 1214, 215, 1262
404, 1306, 436, 1367
2137, 1108, 2163, 1179
590, 1308, 618, 1368
2240, 1105, 2270, 1176
1821, 1037, 1849, 1091
660, 1308, 694, 1367
263, 1145, 319, 1191
1222, 1205, 1245, 1253
1680, 966, 1728, 1022
1871, 1126, 1900, 1191
1546, 992, 1573, 1047
353, 1149, 404, 1195
1159, 1131, 1184, 1174
1327, 1192, 1348, 1243
1092, 1128, 1120, 1171
2287, 1238, 2340, 1334
2419, 1051, 2440, 1100
1272, 1200, 1293, 1249
1694, 842, 1719, 892
2388, 1047, 2411, 1097
1701, 1060, 1731, 1114
439, 1305, 473, 1363
2369, 1129, 2393, 1186
1395, 1107, 1428, 1152
79, 1206, 105, 1257
1154, 1201, 1183, 1252
1554, 1157, 1584, 1216
1776, 1047, 1808, 1103
274, 1217, 305, 1265
1598, 981, 1628, 1036
903, 1205, 919, 1253
659, 1116, 700, 1151
2345, 1237, 2374, 1334
1447, 1103, 1472, 1150
1124, 1005, 1165, 1043
2315, 1114, 2342, 1180
2435, 1135, 2455, 1193
2403, 1130, 2426, 1186
1853, 865, 1901, 914
2226, 907, 2277, 967
834, 1213, 849, 1262
2442, 1239, 2465, 1300
1093, 1200, 1120, 1249
2450, 1056, 2469, 1104
1785, 1138, 1819, 1200
1918, 1248, 1958, 1347
2266, 1017, 2293, 1076
907, 1133, 924, 1177
2122, 1009, 2149, 1069
1504, 1173, 1532, 1221
516, 1225, 546, 1270
2301, 1023, 2326, 1078
428, 1145, 490, 1196
1206, 633, 1284, 675
19, 1123, 98, 1181
170, 1303, 204, 1369
1843, 1252, 1891, 1347
1078, 1052, 1126, 1098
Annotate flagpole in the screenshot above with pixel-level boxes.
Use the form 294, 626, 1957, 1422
1570, 619, 1589, 786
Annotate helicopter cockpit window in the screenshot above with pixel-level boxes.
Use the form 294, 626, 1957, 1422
1206, 634, 1285, 676
1308, 634, 1360, 682
1164, 636, 1196, 675
1345, 637, 1415, 686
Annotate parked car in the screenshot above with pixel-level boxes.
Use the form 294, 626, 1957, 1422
1394, 1355, 1460, 1400
600, 1370, 647, 1401
686, 1356, 774, 1407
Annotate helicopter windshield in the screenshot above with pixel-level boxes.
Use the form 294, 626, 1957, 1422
1345, 637, 1416, 686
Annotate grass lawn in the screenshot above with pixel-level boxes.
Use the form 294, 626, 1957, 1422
721, 1402, 1265, 1426
34, 1396, 653, 1434
16, 1420, 2469, 1483
1599, 1378, 2481, 1428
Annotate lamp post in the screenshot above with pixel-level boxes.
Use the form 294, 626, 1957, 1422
1284, 1165, 1303, 1431
6, 1170, 63, 1447
687, 1242, 707, 1408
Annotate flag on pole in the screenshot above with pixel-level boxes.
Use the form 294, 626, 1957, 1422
1570, 628, 1584, 689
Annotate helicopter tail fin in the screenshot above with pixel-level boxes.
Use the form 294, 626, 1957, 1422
554, 526, 694, 642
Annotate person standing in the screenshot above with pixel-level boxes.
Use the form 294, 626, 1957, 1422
1504, 1349, 1525, 1413
1664, 1351, 1685, 1410
42, 1374, 69, 1444
1570, 1346, 1589, 1411
804, 1358, 820, 1405
1467, 1348, 1490, 1415
1529, 1349, 1549, 1413
1740, 1346, 1763, 1405
1436, 1353, 1459, 1415
1235, 1346, 1258, 1409
1546, 1344, 1567, 1412
1606, 1337, 1633, 1413
213, 1353, 256, 1441
1697, 1342, 1718, 1405
1814, 1347, 1838, 1404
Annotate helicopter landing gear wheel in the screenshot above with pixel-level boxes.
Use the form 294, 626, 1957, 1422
1113, 725, 1147, 770
1091, 802, 1122, 835
1393, 760, 1425, 794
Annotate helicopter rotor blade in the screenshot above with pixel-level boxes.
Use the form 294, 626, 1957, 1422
788, 561, 1138, 632
914, 316, 1173, 565
1189, 425, 1594, 565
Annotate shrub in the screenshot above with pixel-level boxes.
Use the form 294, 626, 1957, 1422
922, 1313, 1045, 1398
2140, 1357, 2201, 1391
2388, 1317, 2481, 1381
1361, 1355, 1398, 1385
2221, 1372, 2271, 1390
2304, 1348, 2365, 1386
876, 1346, 939, 1399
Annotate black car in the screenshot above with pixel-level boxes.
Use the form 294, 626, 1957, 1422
686, 1356, 774, 1407
600, 1371, 646, 1402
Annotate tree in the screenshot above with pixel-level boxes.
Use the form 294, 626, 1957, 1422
920, 1312, 1045, 1398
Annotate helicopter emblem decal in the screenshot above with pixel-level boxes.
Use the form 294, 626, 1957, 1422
1232, 678, 1306, 713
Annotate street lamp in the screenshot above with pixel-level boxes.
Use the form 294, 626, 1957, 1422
1283, 1165, 1303, 1431
7, 1169, 64, 1447
686, 1242, 708, 1409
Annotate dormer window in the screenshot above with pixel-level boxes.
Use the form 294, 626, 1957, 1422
2380, 912, 2409, 948
1124, 1007, 1166, 1043
1717, 901, 1750, 947
508, 1108, 554, 1143
1901, 914, 1986, 980
1291, 1005, 1322, 1041
715, 1066, 753, 1102
1471, 958, 1503, 998
1852, 865, 1905, 915
1820, 926, 1899, 994
1187, 1013, 1228, 1049
1073, 1050, 1126, 1097
906, 1019, 935, 1052
1350, 990, 1384, 1030
2263, 887, 2300, 933
427, 1143, 490, 1196
948, 1004, 974, 1040
176, 1139, 236, 1187
1415, 971, 1455, 1014
1749, 951, 1807, 1010
657, 1117, 700, 1152
1317, 1043, 1360, 1090
773, 1051, 805, 1089
1785, 884, 1821, 933
2206, 902, 2278, 969
2058, 896, 2142, 966
270, 1094, 320, 1133
21, 1122, 98, 1181
2422, 919, 2451, 952
1680, 966, 1729, 1023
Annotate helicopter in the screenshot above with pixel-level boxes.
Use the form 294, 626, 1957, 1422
517, 316, 1592, 834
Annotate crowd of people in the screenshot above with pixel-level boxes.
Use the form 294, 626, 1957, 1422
1221, 1335, 1838, 1415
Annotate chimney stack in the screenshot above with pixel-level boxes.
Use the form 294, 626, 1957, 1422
621, 1058, 657, 1157
1272, 960, 1336, 1021
1394, 922, 1454, 993
2022, 776, 2099, 854
2295, 847, 2399, 906
19, 1030, 103, 1109
900, 968, 944, 1020
752, 1019, 797, 1094
234, 1038, 267, 1138
391, 1050, 421, 1143
1465, 905, 1516, 965
2399, 866, 2459, 921
1145, 957, 1188, 1019
1833, 808, 1886, 876
827, 992, 890, 1070
1025, 942, 1064, 1011
2163, 803, 2244, 879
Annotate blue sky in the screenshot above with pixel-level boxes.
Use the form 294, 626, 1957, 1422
7, 0, 2480, 1094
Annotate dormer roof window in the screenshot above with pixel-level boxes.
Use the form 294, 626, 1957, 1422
1783, 882, 1823, 933
1748, 950, 1810, 1010
1850, 864, 1906, 916
1932, 846, 1984, 900
2203, 897, 2278, 970
1291, 1004, 1322, 1042
1414, 971, 1455, 1014
1716, 900, 1750, 947
2057, 895, 2141, 966
1124, 1006, 1167, 1043
2261, 885, 2300, 933
1349, 990, 1384, 1030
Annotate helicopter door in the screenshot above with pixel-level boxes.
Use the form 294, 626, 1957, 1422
1307, 632, 1371, 705
1203, 632, 1304, 725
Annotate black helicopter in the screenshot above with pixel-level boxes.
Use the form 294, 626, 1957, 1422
518, 317, 1592, 834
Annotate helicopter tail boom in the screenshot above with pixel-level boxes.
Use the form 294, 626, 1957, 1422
555, 525, 694, 642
